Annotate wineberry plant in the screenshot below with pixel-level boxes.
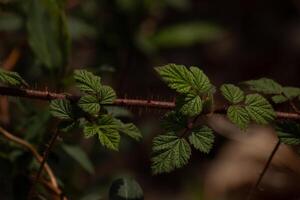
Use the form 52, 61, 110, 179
0, 63, 300, 199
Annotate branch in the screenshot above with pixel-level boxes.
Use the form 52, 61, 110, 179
0, 86, 300, 120
0, 127, 65, 198
246, 139, 281, 200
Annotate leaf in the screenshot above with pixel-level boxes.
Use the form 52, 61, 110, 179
58, 121, 77, 132
155, 64, 211, 94
155, 64, 192, 93
151, 133, 191, 174
62, 144, 95, 174
49, 99, 73, 120
276, 121, 300, 145
25, 0, 70, 70
99, 85, 117, 104
114, 120, 142, 141
188, 126, 214, 153
0, 69, 28, 87
220, 84, 244, 104
74, 70, 101, 94
83, 124, 99, 138
189, 66, 211, 93
244, 78, 282, 94
178, 94, 202, 117
78, 95, 100, 115
109, 177, 143, 200
161, 111, 188, 132
98, 129, 120, 151
227, 105, 250, 129
282, 87, 300, 99
245, 94, 275, 124
271, 95, 288, 104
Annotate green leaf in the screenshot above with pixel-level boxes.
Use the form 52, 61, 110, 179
25, 0, 70, 70
271, 95, 288, 104
62, 144, 95, 174
220, 84, 244, 104
99, 85, 117, 104
83, 124, 99, 138
115, 120, 142, 141
244, 78, 282, 94
58, 121, 77, 132
276, 121, 300, 145
245, 94, 275, 124
98, 129, 120, 151
49, 99, 73, 120
161, 111, 188, 132
155, 64, 211, 94
227, 105, 250, 129
189, 66, 211, 93
74, 70, 101, 94
151, 133, 191, 174
78, 95, 100, 115
178, 94, 202, 117
155, 64, 192, 93
188, 126, 214, 153
0, 69, 28, 87
109, 177, 143, 200
282, 87, 300, 99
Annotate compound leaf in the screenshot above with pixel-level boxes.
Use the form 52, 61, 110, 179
227, 105, 250, 129
151, 133, 191, 174
220, 84, 244, 104
0, 69, 28, 87
188, 126, 214, 153
50, 99, 73, 120
78, 95, 100, 115
244, 78, 282, 94
245, 94, 275, 124
74, 70, 101, 94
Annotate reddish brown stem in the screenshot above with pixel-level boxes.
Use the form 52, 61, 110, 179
0, 86, 300, 119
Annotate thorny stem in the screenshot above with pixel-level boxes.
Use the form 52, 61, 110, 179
246, 139, 281, 200
0, 86, 300, 120
28, 129, 63, 200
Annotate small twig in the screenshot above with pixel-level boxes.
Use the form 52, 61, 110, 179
246, 139, 281, 200
28, 129, 61, 200
0, 86, 300, 120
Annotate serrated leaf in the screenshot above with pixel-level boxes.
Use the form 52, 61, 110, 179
189, 66, 211, 93
161, 111, 188, 132
188, 126, 214, 153
244, 78, 282, 94
74, 70, 101, 94
227, 105, 250, 129
78, 95, 100, 115
271, 95, 288, 104
220, 84, 244, 104
245, 94, 275, 124
155, 64, 211, 94
155, 64, 192, 93
283, 87, 300, 99
49, 99, 73, 120
99, 85, 117, 104
62, 144, 95, 174
0, 69, 28, 87
115, 121, 142, 141
25, 0, 70, 70
276, 121, 300, 145
178, 94, 202, 117
83, 124, 99, 138
98, 129, 120, 151
109, 177, 143, 200
151, 133, 191, 174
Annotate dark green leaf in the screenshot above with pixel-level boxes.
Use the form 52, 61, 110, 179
0, 69, 28, 87
276, 121, 300, 145
227, 105, 250, 129
109, 177, 143, 200
220, 84, 244, 104
272, 95, 288, 104
114, 120, 142, 141
188, 126, 214, 153
62, 144, 94, 174
151, 133, 191, 174
178, 94, 202, 117
99, 85, 117, 104
49, 99, 73, 120
74, 70, 101, 94
78, 95, 100, 115
244, 78, 282, 94
283, 87, 300, 99
161, 111, 188, 132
